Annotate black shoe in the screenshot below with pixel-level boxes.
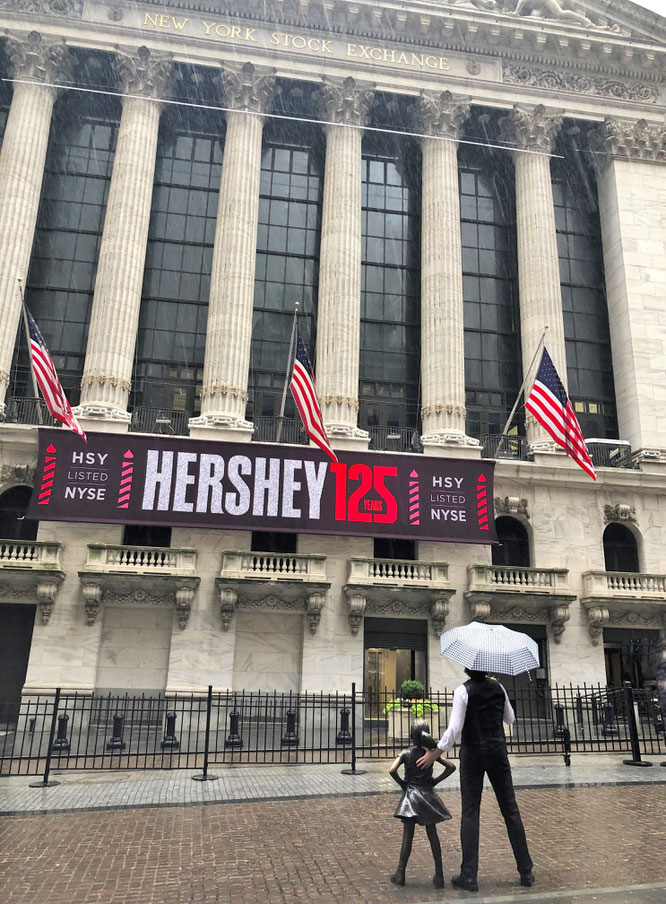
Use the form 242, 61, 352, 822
451, 874, 479, 892
433, 874, 445, 889
390, 868, 405, 886
520, 871, 535, 888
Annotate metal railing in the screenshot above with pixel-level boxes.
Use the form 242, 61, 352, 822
2, 396, 58, 427
368, 425, 422, 453
253, 416, 308, 445
1, 683, 663, 776
586, 439, 637, 469
129, 407, 190, 436
481, 434, 530, 461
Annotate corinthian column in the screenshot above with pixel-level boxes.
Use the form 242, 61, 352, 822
413, 90, 479, 455
190, 62, 275, 440
315, 76, 374, 449
76, 46, 172, 428
500, 104, 566, 447
0, 32, 71, 415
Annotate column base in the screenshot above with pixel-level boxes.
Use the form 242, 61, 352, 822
421, 432, 481, 459
326, 424, 370, 453
188, 414, 254, 443
72, 405, 130, 434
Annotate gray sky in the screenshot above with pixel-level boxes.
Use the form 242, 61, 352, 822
632, 0, 666, 15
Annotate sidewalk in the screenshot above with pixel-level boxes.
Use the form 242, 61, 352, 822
0, 752, 664, 815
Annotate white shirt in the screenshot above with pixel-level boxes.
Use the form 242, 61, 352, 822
436, 682, 516, 752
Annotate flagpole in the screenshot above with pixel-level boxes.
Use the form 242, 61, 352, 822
495, 325, 549, 458
276, 301, 299, 443
17, 277, 43, 426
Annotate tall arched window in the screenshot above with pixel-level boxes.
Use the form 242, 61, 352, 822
492, 516, 530, 568
603, 523, 639, 573
0, 486, 38, 541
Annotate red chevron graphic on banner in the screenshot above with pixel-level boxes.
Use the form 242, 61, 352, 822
477, 473, 489, 530
117, 449, 134, 509
38, 443, 56, 505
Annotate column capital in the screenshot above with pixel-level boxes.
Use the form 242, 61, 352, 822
318, 76, 374, 127
412, 90, 470, 141
499, 103, 563, 154
115, 45, 173, 99
588, 117, 666, 170
219, 61, 276, 114
6, 30, 72, 85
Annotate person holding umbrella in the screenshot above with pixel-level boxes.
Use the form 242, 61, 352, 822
417, 622, 536, 893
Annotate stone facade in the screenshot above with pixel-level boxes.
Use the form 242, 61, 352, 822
0, 0, 665, 697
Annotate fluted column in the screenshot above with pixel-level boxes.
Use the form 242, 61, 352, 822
413, 90, 478, 453
315, 76, 374, 447
500, 105, 566, 447
0, 32, 71, 415
76, 46, 172, 426
190, 62, 275, 439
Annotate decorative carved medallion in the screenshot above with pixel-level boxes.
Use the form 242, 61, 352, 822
220, 61, 276, 114
604, 504, 637, 525
0, 464, 36, 486
504, 65, 658, 104
494, 496, 529, 519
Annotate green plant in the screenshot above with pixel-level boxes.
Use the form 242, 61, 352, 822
383, 680, 439, 717
399, 679, 425, 701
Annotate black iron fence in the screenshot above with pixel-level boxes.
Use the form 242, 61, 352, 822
1, 683, 663, 778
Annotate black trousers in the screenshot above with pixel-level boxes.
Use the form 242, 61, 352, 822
459, 743, 533, 880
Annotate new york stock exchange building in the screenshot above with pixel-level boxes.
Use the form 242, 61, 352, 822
0, 0, 665, 728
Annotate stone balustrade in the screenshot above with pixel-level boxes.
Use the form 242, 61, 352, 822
583, 570, 666, 597
84, 544, 197, 575
581, 570, 666, 645
468, 564, 571, 594
347, 557, 450, 587
220, 550, 327, 582
0, 539, 62, 570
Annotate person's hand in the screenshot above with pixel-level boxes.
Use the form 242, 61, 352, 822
416, 747, 440, 769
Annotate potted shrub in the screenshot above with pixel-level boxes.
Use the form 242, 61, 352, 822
384, 680, 439, 743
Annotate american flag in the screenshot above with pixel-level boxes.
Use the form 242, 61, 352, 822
290, 330, 337, 463
525, 348, 595, 480
24, 305, 86, 442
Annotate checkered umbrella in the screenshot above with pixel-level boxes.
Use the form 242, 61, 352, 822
439, 622, 540, 676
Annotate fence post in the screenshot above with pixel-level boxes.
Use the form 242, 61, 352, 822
193, 685, 218, 781
29, 688, 61, 788
622, 682, 652, 768
341, 682, 366, 776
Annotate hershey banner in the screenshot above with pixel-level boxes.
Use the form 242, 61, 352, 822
29, 429, 497, 544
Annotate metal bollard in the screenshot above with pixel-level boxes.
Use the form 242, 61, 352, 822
601, 703, 617, 736
281, 709, 299, 746
561, 727, 571, 767
553, 704, 566, 738
224, 710, 243, 748
336, 707, 352, 746
622, 681, 652, 768
52, 713, 70, 752
106, 713, 127, 751
160, 711, 180, 750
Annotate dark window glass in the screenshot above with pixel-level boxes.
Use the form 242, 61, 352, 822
122, 524, 172, 548
553, 135, 617, 439
248, 119, 323, 421
0, 486, 38, 541
603, 523, 639, 573
132, 103, 224, 416
0, 76, 11, 150
12, 87, 120, 403
359, 129, 420, 431
460, 144, 521, 439
373, 538, 416, 560
251, 531, 298, 553
492, 516, 530, 567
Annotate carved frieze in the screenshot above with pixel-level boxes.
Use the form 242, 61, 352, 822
115, 45, 173, 99
0, 0, 82, 18
220, 61, 276, 114
604, 504, 637, 525
6, 30, 72, 84
589, 118, 666, 168
499, 103, 563, 153
412, 90, 470, 140
0, 464, 36, 486
318, 76, 374, 128
509, 0, 629, 35
236, 593, 307, 612
503, 65, 658, 104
